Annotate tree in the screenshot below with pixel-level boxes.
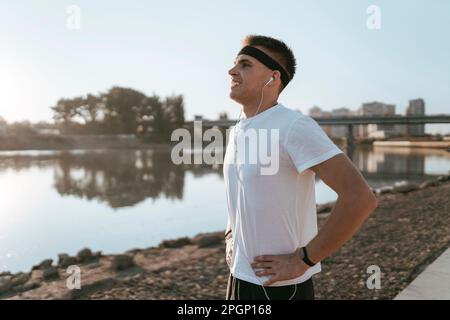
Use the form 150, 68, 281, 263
51, 98, 83, 133
79, 94, 102, 123
162, 94, 185, 139
135, 94, 162, 140
136, 94, 185, 143
76, 94, 105, 134
7, 121, 34, 135
219, 112, 228, 120
49, 87, 185, 140
51, 98, 78, 124
102, 87, 148, 134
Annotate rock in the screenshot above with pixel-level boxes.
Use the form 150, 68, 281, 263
160, 279, 172, 289
0, 275, 13, 294
437, 175, 450, 182
419, 180, 441, 189
317, 202, 334, 213
23, 281, 40, 291
159, 237, 192, 248
15, 280, 40, 292
42, 267, 59, 280
126, 248, 143, 254
10, 273, 30, 287
59, 256, 78, 268
111, 255, 135, 271
86, 261, 101, 269
378, 186, 394, 194
33, 259, 53, 270
71, 278, 116, 299
77, 248, 93, 262
55, 291, 74, 300
393, 183, 419, 194
192, 233, 223, 248
58, 253, 69, 264
394, 180, 407, 187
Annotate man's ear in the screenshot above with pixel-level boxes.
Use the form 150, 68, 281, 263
273, 71, 284, 93
273, 70, 282, 83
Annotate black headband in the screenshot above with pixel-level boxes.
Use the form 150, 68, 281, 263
237, 45, 291, 88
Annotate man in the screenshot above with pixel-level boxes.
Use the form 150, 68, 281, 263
223, 35, 378, 300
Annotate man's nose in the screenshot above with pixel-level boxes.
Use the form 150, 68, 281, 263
228, 65, 238, 76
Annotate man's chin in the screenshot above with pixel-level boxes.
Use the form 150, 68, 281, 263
229, 90, 243, 103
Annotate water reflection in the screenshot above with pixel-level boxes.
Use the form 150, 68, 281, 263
0, 146, 449, 209
0, 150, 223, 208
53, 150, 188, 208
348, 146, 450, 188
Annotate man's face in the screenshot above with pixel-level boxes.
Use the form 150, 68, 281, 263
228, 47, 273, 105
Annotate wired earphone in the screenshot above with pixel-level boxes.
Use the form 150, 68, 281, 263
231, 75, 298, 300
235, 75, 274, 124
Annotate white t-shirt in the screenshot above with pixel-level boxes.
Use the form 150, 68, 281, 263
223, 103, 343, 287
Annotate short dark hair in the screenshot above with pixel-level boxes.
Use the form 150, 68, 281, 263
242, 34, 297, 91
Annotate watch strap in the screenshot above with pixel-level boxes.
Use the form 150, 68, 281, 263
301, 246, 316, 267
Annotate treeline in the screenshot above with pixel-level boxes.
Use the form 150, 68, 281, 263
51, 86, 185, 142
0, 117, 55, 135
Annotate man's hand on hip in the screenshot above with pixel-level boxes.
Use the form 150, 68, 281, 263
252, 248, 309, 286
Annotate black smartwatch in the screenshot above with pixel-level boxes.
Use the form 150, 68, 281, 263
300, 246, 316, 267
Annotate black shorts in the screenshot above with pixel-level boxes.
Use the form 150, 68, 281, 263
226, 273, 315, 300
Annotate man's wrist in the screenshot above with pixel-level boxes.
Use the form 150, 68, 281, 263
299, 246, 317, 267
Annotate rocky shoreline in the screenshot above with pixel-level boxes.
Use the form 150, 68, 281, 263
1, 174, 449, 300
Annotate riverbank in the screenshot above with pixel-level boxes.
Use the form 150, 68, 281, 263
373, 140, 450, 149
0, 134, 172, 151
2, 134, 449, 152
1, 174, 449, 300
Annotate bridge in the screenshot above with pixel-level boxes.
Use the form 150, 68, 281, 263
186, 114, 450, 147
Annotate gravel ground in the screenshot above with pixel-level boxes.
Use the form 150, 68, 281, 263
90, 180, 450, 300
5, 179, 449, 300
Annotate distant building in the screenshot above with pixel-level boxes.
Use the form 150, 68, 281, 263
359, 102, 396, 116
308, 99, 426, 140
308, 106, 332, 136
329, 107, 353, 138
308, 106, 330, 118
219, 112, 229, 120
356, 102, 406, 139
406, 98, 426, 136
308, 106, 355, 138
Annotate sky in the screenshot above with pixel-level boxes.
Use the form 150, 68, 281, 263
1, 0, 449, 132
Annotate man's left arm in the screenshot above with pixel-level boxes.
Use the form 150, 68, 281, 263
253, 153, 378, 285
305, 152, 378, 264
